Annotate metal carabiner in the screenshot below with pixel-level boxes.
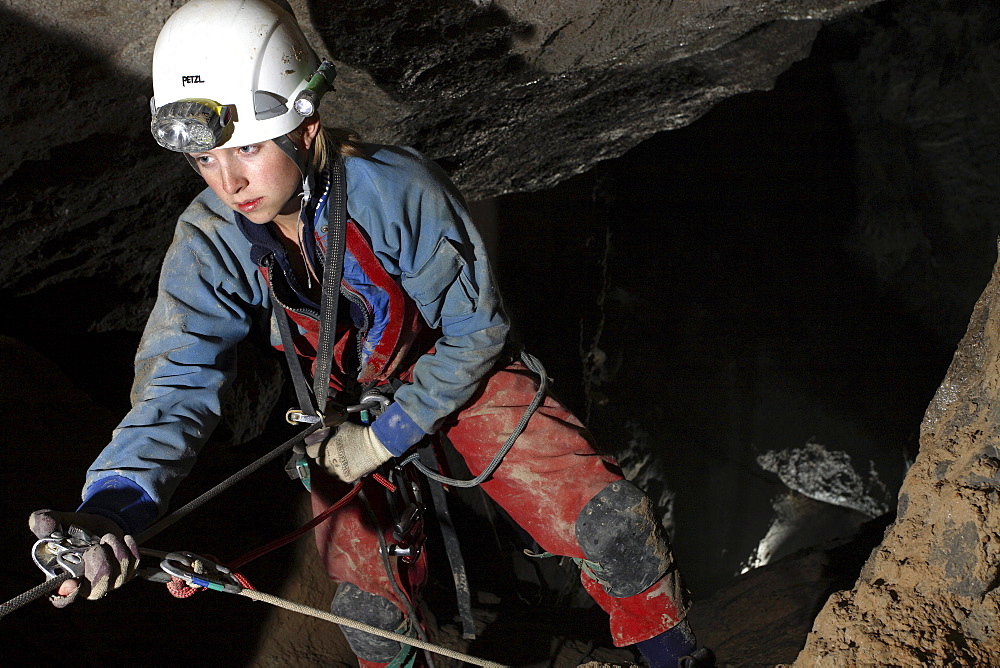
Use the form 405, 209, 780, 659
159, 552, 243, 593
286, 402, 349, 426
285, 408, 322, 425
351, 390, 393, 423
31, 526, 101, 580
32, 536, 87, 579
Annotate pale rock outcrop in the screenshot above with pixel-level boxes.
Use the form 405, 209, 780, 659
796, 242, 1000, 666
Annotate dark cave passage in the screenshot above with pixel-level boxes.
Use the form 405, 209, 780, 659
493, 30, 956, 597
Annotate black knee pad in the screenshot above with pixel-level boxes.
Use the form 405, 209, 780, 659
330, 582, 406, 663
575, 479, 674, 598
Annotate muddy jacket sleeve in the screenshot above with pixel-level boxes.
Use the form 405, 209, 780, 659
347, 147, 511, 455
79, 194, 266, 533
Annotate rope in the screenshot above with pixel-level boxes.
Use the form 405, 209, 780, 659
166, 577, 199, 598
0, 572, 72, 619
237, 588, 509, 668
136, 420, 324, 544
3, 421, 323, 617
227, 481, 362, 570
399, 350, 548, 488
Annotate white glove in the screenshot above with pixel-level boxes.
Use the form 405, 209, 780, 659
304, 421, 394, 482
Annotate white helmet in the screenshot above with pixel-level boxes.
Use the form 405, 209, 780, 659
150, 0, 334, 153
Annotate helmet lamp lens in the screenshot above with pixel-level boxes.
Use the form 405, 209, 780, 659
150, 99, 230, 153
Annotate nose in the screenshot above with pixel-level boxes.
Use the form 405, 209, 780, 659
219, 160, 248, 195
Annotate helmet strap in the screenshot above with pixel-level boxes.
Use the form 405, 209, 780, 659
273, 133, 314, 204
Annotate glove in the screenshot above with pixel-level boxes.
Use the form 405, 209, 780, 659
304, 421, 394, 482
28, 510, 140, 607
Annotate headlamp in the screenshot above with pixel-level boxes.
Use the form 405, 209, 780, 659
150, 98, 233, 153
293, 61, 337, 117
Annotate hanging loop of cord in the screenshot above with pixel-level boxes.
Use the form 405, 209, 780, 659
398, 350, 548, 488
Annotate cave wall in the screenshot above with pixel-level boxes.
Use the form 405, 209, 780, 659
492, 49, 933, 597
0, 0, 869, 332
1, 0, 1000, 664
795, 241, 1000, 665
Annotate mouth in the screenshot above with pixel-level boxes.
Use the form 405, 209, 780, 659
236, 197, 264, 213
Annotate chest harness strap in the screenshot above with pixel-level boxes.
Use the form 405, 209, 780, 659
274, 152, 348, 426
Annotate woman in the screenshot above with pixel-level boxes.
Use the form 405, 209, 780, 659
29, 1, 710, 666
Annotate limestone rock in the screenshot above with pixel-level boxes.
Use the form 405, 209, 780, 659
795, 241, 1000, 665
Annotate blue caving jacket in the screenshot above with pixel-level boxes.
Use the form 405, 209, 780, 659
79, 145, 510, 534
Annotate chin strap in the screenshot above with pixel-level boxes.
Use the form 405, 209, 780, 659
273, 133, 314, 203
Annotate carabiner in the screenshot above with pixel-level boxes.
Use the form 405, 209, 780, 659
32, 536, 87, 579
31, 526, 101, 580
159, 552, 243, 593
285, 408, 322, 425
350, 390, 393, 423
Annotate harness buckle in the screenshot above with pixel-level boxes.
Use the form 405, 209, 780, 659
285, 408, 322, 425
284, 453, 313, 491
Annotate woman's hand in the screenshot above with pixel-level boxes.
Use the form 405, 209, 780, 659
28, 510, 140, 607
304, 422, 393, 482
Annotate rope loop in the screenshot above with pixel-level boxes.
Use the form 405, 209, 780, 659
166, 576, 201, 598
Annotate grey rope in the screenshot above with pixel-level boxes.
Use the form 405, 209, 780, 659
0, 424, 322, 619
398, 351, 548, 488
136, 421, 324, 544
0, 572, 72, 619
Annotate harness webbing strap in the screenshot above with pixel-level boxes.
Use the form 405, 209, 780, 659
312, 153, 348, 416
270, 153, 348, 421
418, 445, 477, 640
275, 307, 316, 416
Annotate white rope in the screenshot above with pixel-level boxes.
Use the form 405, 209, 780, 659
237, 588, 509, 668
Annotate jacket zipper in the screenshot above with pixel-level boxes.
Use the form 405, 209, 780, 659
263, 255, 319, 320
341, 286, 371, 367
264, 254, 372, 380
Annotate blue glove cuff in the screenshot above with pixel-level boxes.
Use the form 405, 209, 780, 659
79, 475, 159, 536
371, 402, 427, 456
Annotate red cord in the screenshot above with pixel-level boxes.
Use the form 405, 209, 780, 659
166, 576, 200, 598
163, 481, 363, 598
232, 572, 256, 590
372, 472, 396, 492
227, 481, 364, 569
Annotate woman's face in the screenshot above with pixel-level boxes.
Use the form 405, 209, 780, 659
189, 119, 319, 227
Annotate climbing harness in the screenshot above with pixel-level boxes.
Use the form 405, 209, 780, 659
274, 152, 348, 430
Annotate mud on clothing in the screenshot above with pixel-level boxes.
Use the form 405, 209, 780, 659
77, 144, 688, 647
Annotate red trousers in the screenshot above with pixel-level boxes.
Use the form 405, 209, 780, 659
310, 361, 688, 648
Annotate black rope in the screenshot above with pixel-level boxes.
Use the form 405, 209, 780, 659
0, 572, 72, 619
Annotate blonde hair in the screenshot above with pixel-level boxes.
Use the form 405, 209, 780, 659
312, 126, 366, 171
